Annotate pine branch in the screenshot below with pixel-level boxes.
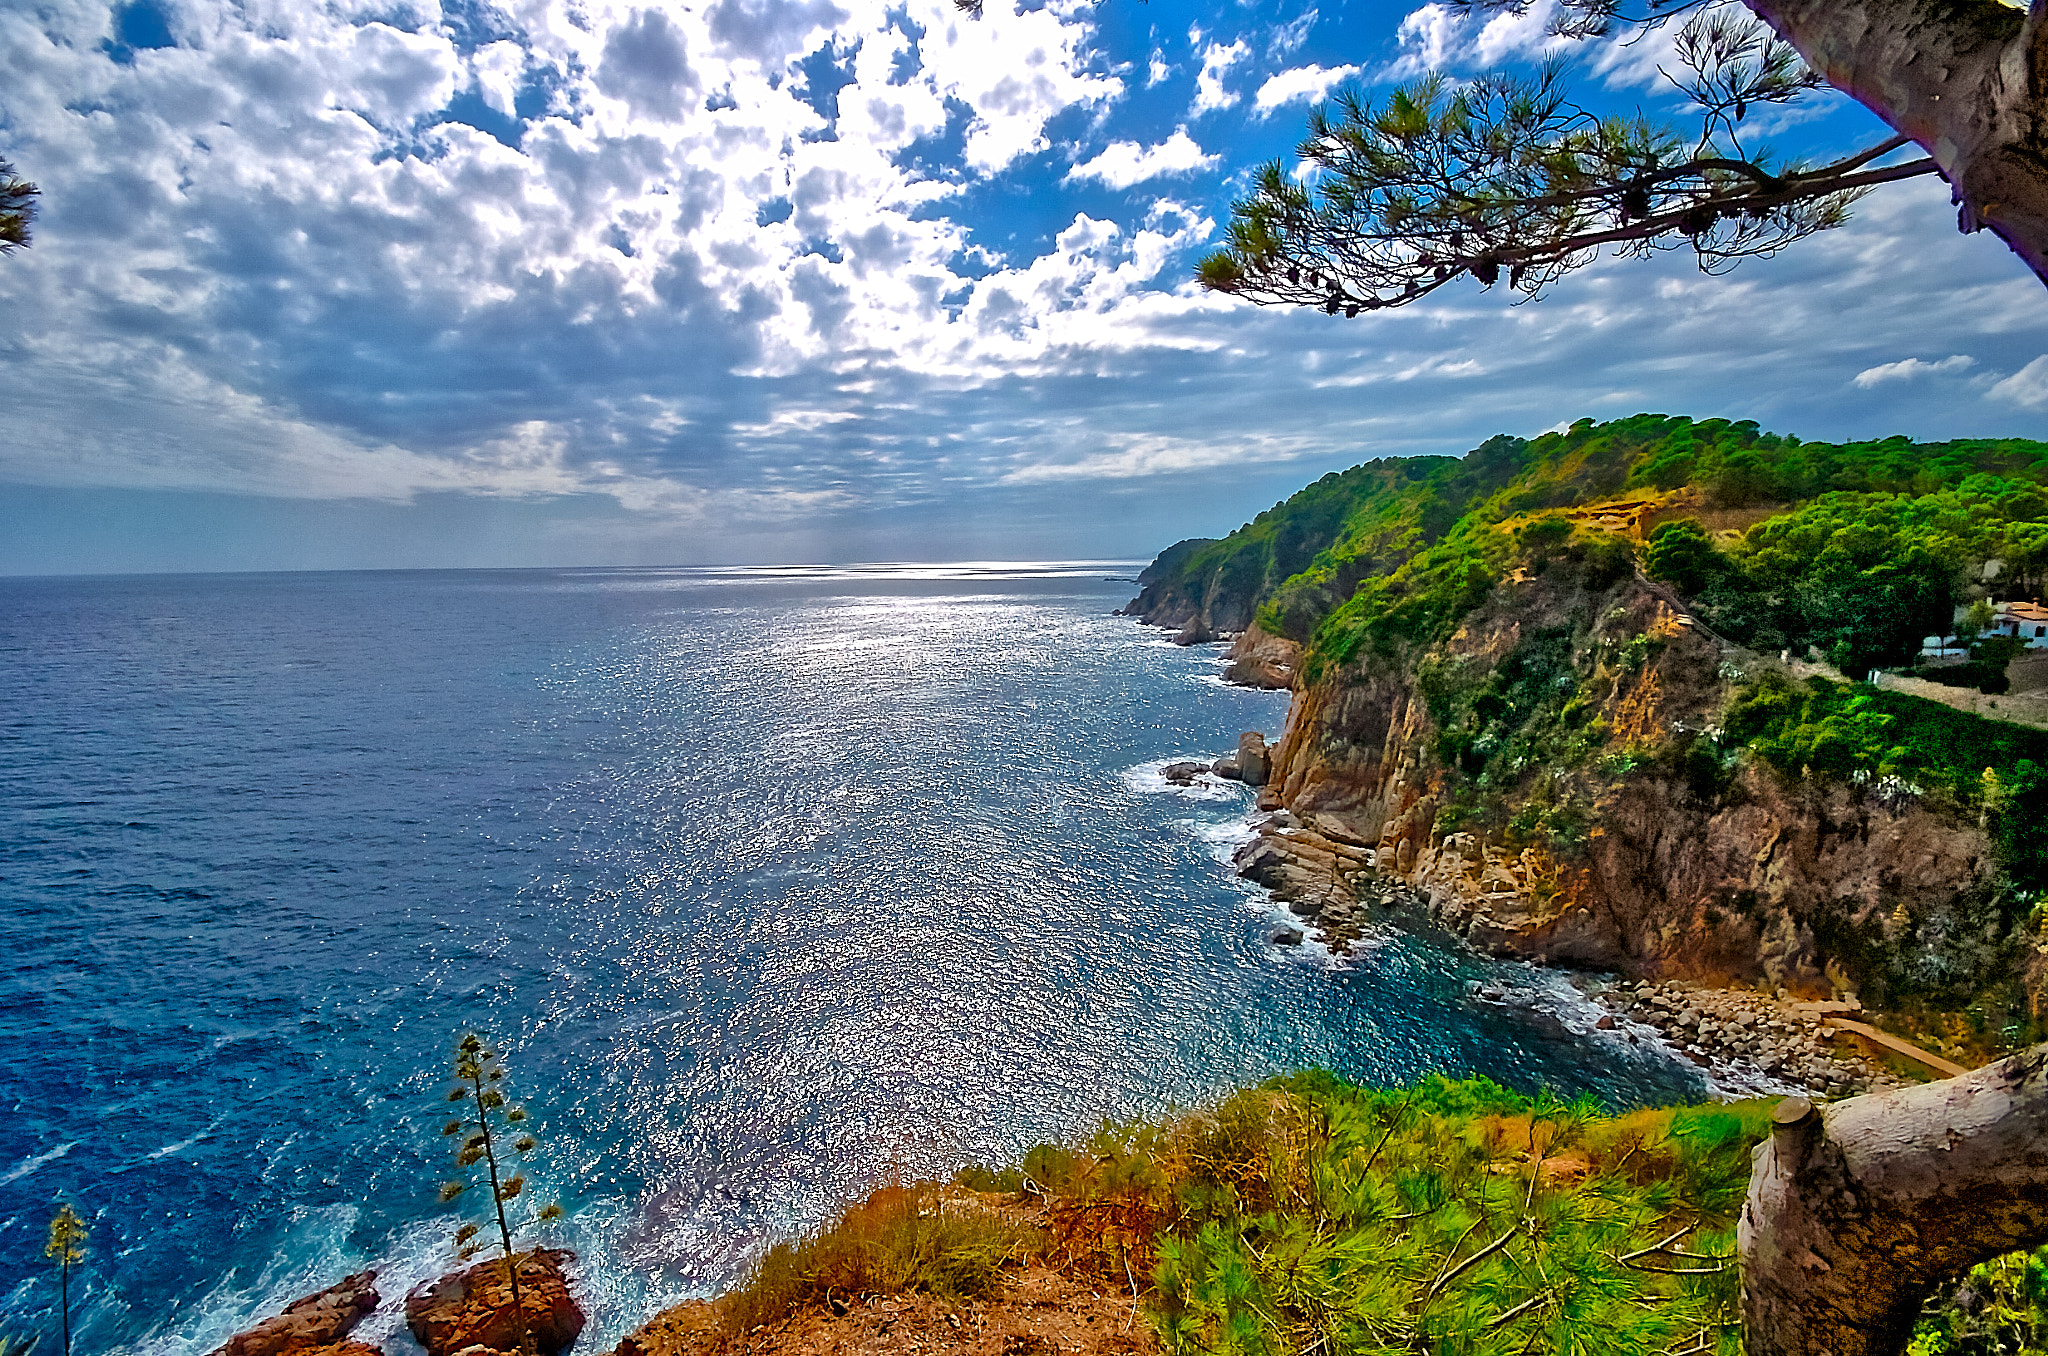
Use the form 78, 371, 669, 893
1422, 1224, 1521, 1304
1486, 1287, 1554, 1330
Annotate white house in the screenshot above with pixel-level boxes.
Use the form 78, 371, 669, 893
1990, 601, 2048, 650
1923, 599, 2048, 657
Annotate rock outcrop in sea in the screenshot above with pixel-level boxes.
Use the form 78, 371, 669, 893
406, 1250, 586, 1356
208, 1271, 381, 1356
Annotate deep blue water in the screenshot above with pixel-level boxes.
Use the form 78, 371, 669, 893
0, 565, 1704, 1354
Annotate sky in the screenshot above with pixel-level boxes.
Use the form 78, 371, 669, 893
4, 0, 2048, 574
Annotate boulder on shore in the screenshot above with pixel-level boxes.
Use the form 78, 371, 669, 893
1236, 733, 1271, 788
209, 1271, 380, 1356
406, 1249, 584, 1356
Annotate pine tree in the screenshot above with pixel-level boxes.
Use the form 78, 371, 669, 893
45, 1205, 86, 1356
0, 158, 36, 255
437, 1033, 562, 1356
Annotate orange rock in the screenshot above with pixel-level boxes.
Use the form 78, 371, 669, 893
293, 1344, 384, 1356
209, 1271, 380, 1356
406, 1249, 585, 1356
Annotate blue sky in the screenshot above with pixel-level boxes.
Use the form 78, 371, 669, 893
5, 0, 2048, 574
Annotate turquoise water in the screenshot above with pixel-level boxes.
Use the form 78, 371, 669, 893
0, 564, 1702, 1354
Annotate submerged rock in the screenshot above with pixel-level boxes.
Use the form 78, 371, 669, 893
209, 1271, 380, 1356
406, 1249, 584, 1356
1160, 761, 1207, 786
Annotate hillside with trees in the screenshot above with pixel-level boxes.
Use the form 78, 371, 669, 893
1126, 415, 2048, 1047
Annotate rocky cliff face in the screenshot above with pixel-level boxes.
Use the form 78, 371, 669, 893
1221, 623, 1300, 690
1119, 565, 1258, 644
1237, 571, 2009, 1003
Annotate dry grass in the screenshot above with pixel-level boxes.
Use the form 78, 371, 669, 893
720, 1183, 1041, 1335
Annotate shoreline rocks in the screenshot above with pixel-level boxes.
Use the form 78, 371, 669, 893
406, 1249, 585, 1356
1228, 807, 1922, 1099
208, 1271, 380, 1356
1597, 980, 1911, 1098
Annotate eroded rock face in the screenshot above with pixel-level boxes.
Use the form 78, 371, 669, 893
1222, 624, 1301, 691
1249, 572, 2004, 997
406, 1249, 584, 1356
208, 1271, 380, 1356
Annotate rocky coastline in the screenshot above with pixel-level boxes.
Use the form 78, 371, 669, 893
1210, 771, 1923, 1100
1142, 612, 1961, 1103
1119, 516, 2048, 1080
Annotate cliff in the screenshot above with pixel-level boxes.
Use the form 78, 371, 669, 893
1259, 566, 2015, 997
1134, 415, 2048, 1050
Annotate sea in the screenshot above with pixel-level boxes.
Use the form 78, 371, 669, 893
0, 564, 1708, 1354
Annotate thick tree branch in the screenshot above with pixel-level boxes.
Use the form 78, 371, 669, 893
1738, 1043, 2048, 1356
1740, 0, 2048, 284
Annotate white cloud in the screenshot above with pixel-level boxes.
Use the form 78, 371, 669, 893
1066, 129, 1216, 188
1990, 356, 2048, 409
471, 41, 527, 119
1254, 63, 1358, 113
1191, 37, 1249, 114
596, 9, 700, 121
1000, 431, 1315, 483
1386, 4, 1462, 78
1852, 355, 1976, 388
1147, 55, 1173, 87
338, 22, 465, 127
1271, 10, 1318, 56
1472, 0, 1562, 65
1385, 0, 1566, 78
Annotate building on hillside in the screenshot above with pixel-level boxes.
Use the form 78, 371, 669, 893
1991, 601, 2048, 649
1923, 600, 2048, 657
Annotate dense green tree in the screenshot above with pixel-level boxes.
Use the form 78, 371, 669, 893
1644, 520, 1724, 597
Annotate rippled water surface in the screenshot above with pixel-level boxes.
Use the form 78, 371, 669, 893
0, 565, 1704, 1353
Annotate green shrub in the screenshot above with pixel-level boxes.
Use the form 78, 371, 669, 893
1910, 1245, 2048, 1354
1645, 519, 1724, 596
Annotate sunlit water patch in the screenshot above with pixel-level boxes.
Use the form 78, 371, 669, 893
0, 566, 1706, 1355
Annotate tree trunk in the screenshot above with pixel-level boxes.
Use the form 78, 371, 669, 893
1742, 0, 2048, 287
1739, 1042, 2048, 1356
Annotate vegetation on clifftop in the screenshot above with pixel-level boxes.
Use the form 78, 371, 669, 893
1135, 414, 2048, 679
